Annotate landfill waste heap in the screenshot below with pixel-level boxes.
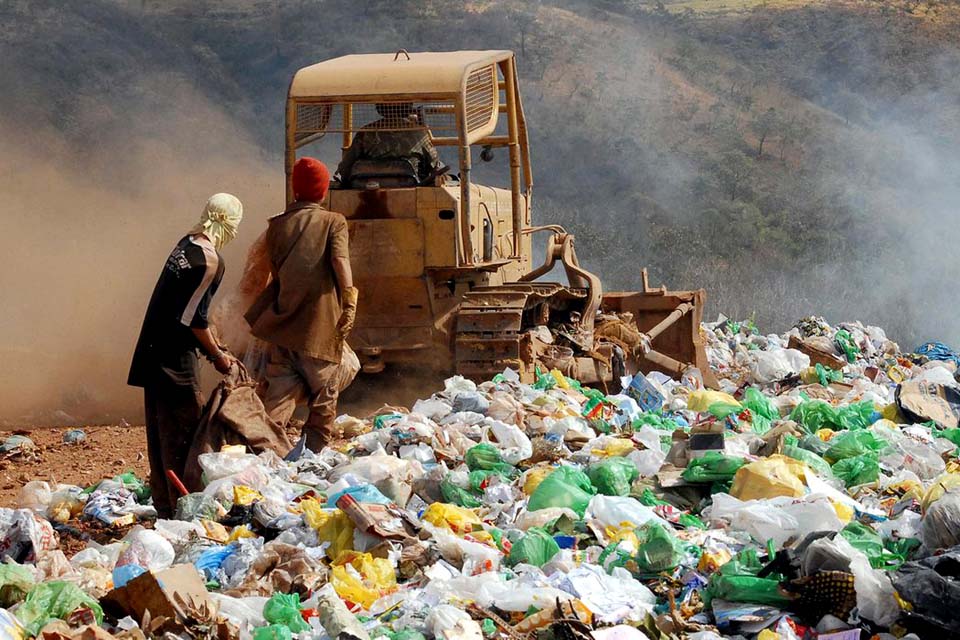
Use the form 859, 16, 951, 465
5, 316, 960, 640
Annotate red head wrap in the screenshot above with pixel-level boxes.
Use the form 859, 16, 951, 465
292, 157, 330, 202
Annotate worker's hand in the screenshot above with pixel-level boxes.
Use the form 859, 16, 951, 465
213, 351, 237, 375
336, 287, 360, 341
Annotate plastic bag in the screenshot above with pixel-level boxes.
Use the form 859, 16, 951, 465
253, 625, 292, 640
922, 490, 960, 551
747, 349, 809, 384
440, 477, 483, 509
507, 528, 560, 567
464, 444, 516, 476
687, 390, 740, 413
486, 419, 533, 465
681, 452, 746, 483
587, 458, 639, 496
15, 581, 104, 636
527, 467, 597, 517
790, 400, 875, 433
115, 527, 175, 572
263, 592, 310, 633
824, 430, 889, 463
301, 502, 355, 560
729, 456, 807, 501
585, 495, 668, 531
840, 521, 899, 569
326, 484, 392, 508
422, 503, 481, 535
633, 522, 686, 573
831, 453, 879, 487
741, 388, 779, 434
331, 551, 397, 610
703, 549, 791, 607
921, 473, 960, 513
195, 544, 236, 579
0, 564, 34, 607
782, 445, 833, 479
705, 493, 842, 548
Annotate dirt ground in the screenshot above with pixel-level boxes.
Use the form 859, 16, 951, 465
0, 425, 150, 508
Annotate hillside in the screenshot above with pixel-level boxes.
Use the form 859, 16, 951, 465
0, 0, 958, 421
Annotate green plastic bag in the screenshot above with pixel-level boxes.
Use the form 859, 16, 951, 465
527, 466, 597, 517
703, 548, 791, 607
254, 625, 293, 640
681, 452, 746, 483
798, 433, 831, 456
790, 400, 875, 433
507, 528, 560, 567
468, 469, 514, 492
0, 563, 36, 607
815, 363, 843, 386
706, 402, 742, 420
440, 476, 483, 508
264, 593, 310, 633
631, 412, 680, 431
587, 458, 639, 496
634, 522, 686, 573
741, 388, 779, 434
782, 445, 834, 479
834, 329, 860, 363
17, 581, 104, 636
678, 513, 707, 529
824, 430, 889, 464
832, 452, 880, 487
840, 521, 901, 569
465, 443, 516, 476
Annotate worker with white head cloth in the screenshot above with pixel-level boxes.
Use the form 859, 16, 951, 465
128, 193, 243, 517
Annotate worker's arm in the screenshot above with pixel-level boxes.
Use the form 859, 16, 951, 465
191, 327, 235, 374
336, 135, 362, 182
331, 217, 358, 340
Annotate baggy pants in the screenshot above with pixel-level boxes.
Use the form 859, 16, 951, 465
143, 376, 202, 518
258, 343, 341, 450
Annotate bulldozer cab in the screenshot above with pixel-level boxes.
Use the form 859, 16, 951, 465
285, 50, 715, 388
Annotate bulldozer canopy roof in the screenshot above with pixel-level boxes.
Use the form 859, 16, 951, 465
289, 50, 514, 99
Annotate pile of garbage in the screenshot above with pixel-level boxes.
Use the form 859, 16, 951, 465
6, 316, 960, 640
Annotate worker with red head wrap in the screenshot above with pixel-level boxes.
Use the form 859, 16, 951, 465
245, 157, 358, 451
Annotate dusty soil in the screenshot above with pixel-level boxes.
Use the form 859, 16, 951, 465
0, 425, 150, 508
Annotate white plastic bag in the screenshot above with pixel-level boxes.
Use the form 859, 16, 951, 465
199, 451, 261, 483
585, 495, 668, 531
704, 493, 842, 547
426, 604, 483, 640
115, 526, 175, 571
486, 419, 533, 465
833, 536, 899, 627
745, 349, 810, 384
17, 482, 52, 513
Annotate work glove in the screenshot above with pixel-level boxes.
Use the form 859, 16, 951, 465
337, 287, 359, 341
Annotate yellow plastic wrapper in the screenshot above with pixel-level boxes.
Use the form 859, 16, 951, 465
331, 551, 397, 609
730, 455, 807, 501
302, 499, 355, 559
201, 520, 230, 543
831, 500, 854, 523
233, 485, 263, 506
880, 402, 907, 423
227, 525, 256, 542
590, 438, 635, 458
605, 525, 639, 551
922, 473, 960, 513
697, 548, 732, 574
220, 444, 247, 455
687, 390, 740, 412
422, 502, 481, 535
757, 630, 779, 640
550, 369, 570, 389
816, 428, 836, 441
522, 467, 555, 495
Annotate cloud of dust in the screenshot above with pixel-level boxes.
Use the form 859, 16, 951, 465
0, 76, 282, 425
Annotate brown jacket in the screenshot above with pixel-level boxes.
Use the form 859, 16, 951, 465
245, 201, 349, 362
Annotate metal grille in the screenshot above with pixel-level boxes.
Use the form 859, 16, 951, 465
295, 101, 459, 144
465, 65, 497, 133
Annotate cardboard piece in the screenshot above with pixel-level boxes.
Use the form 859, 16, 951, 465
102, 564, 213, 628
897, 380, 960, 429
335, 495, 418, 543
789, 335, 845, 370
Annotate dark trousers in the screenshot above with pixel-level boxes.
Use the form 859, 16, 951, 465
143, 374, 202, 518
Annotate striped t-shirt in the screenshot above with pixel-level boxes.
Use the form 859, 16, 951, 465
128, 235, 224, 388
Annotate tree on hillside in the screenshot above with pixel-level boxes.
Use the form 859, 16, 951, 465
752, 107, 779, 158
712, 150, 754, 201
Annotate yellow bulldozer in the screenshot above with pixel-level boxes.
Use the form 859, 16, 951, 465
287, 49, 716, 389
